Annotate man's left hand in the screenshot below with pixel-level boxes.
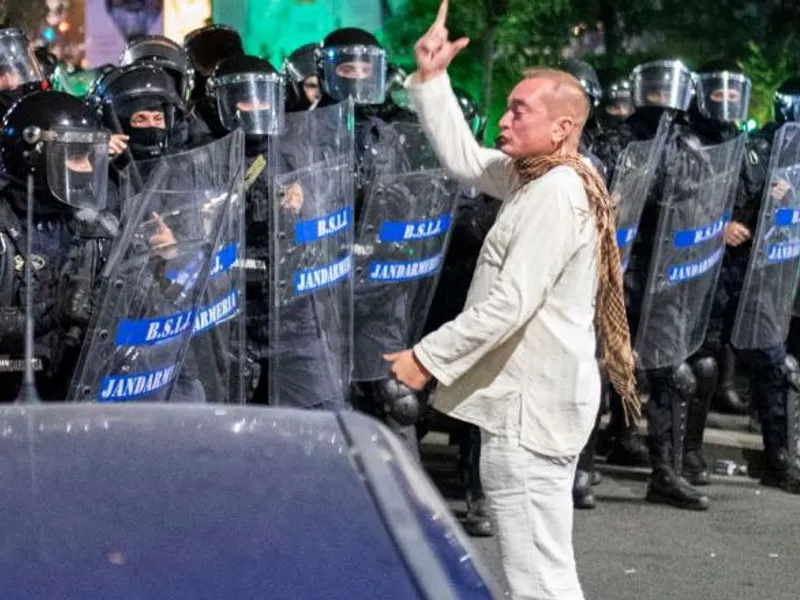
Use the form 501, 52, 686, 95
384, 349, 433, 391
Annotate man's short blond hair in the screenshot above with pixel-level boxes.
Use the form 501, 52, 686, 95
522, 67, 590, 130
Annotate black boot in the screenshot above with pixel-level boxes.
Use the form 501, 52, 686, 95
644, 368, 710, 511
573, 469, 596, 509
458, 426, 494, 536
646, 466, 711, 511
684, 356, 717, 486
646, 419, 710, 511
761, 448, 800, 494
464, 490, 494, 536
714, 344, 749, 414
753, 354, 800, 494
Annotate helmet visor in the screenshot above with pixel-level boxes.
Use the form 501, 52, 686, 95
212, 72, 285, 136
44, 129, 110, 210
632, 62, 695, 110
697, 72, 751, 122
320, 45, 387, 105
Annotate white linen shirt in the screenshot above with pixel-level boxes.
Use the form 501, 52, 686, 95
408, 73, 601, 457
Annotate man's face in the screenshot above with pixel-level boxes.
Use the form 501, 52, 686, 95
303, 76, 320, 103
130, 110, 165, 129
0, 68, 21, 91
335, 60, 372, 80
497, 79, 567, 159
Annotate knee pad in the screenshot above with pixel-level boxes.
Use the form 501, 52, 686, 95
671, 362, 698, 401
374, 378, 420, 427
692, 355, 718, 393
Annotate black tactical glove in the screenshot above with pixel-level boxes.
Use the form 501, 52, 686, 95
57, 283, 94, 329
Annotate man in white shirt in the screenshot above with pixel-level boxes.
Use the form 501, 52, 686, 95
384, 2, 638, 598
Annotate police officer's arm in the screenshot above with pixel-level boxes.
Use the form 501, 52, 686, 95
406, 73, 517, 201
413, 169, 582, 385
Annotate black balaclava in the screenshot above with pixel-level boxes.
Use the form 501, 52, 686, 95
117, 96, 170, 160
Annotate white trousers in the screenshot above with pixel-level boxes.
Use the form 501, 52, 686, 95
480, 429, 584, 600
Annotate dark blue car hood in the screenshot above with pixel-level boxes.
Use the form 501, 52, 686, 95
0, 404, 423, 599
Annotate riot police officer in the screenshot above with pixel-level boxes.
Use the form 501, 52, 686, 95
89, 63, 189, 217
317, 27, 431, 456
0, 90, 115, 401
183, 24, 245, 140
599, 60, 720, 510
119, 34, 192, 102
208, 54, 349, 409
701, 71, 800, 494
599, 77, 634, 130
92, 64, 187, 163
683, 62, 755, 484
284, 43, 321, 112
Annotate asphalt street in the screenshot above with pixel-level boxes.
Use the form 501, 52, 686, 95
425, 444, 800, 600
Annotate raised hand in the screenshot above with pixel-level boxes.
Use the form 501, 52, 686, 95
414, 0, 469, 82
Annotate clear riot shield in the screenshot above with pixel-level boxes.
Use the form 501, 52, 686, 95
612, 116, 670, 271
352, 122, 459, 381
635, 134, 747, 370
269, 103, 355, 408
731, 124, 800, 350
122, 130, 246, 403
68, 132, 241, 403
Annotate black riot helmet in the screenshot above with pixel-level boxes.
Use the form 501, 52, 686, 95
774, 79, 800, 124
318, 28, 387, 105
602, 78, 633, 119
695, 61, 751, 123
1, 90, 109, 210
208, 55, 284, 136
562, 58, 602, 107
284, 42, 321, 112
91, 64, 184, 159
0, 29, 47, 110
184, 24, 244, 103
453, 86, 486, 141
631, 60, 695, 111
119, 34, 191, 101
